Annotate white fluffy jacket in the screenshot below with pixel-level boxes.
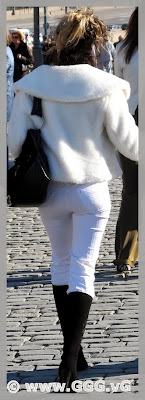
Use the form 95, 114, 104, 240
8, 64, 139, 184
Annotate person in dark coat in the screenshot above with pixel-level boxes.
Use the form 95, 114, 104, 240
10, 30, 34, 82
114, 34, 124, 48
113, 8, 138, 274
41, 35, 56, 63
42, 35, 52, 52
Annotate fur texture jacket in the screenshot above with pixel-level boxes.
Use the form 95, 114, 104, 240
8, 64, 139, 184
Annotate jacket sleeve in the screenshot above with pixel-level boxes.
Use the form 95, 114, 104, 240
104, 89, 139, 161
8, 91, 33, 158
114, 45, 123, 78
6, 53, 11, 73
21, 45, 34, 66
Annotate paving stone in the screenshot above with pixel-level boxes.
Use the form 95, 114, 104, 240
90, 357, 110, 363
89, 342, 125, 348
109, 333, 138, 338
26, 340, 63, 345
110, 357, 137, 363
107, 329, 138, 334
7, 321, 21, 327
15, 354, 54, 361
7, 365, 35, 371
21, 321, 59, 327
104, 315, 138, 321
30, 335, 63, 341
103, 347, 136, 352
21, 360, 59, 366
19, 349, 60, 355
104, 351, 138, 357
10, 345, 44, 351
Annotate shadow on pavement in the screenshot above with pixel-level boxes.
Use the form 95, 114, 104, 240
7, 358, 138, 384
7, 264, 138, 288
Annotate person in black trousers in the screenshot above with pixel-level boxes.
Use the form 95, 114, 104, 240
114, 8, 138, 274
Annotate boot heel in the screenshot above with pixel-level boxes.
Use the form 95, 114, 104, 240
77, 346, 88, 371
59, 366, 76, 392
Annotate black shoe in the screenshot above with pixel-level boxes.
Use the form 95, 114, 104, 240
61, 292, 92, 377
59, 363, 77, 393
53, 286, 91, 385
117, 264, 131, 276
61, 344, 88, 372
77, 346, 88, 371
53, 286, 90, 372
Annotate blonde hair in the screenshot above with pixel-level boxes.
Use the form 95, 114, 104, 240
12, 30, 25, 41
93, 17, 112, 55
94, 18, 110, 43
54, 8, 104, 65
6, 29, 12, 46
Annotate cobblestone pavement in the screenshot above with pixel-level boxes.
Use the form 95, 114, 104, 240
7, 178, 138, 395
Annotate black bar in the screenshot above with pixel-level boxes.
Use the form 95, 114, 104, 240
33, 7, 43, 68
44, 7, 47, 36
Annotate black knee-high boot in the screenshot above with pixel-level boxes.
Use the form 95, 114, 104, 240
53, 285, 88, 371
58, 291, 92, 390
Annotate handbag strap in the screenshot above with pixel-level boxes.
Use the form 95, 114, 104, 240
31, 97, 42, 118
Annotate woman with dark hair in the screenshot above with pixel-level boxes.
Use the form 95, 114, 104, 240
114, 7, 138, 274
8, 9, 138, 389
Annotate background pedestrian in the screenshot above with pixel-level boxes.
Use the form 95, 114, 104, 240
95, 18, 115, 73
6, 29, 14, 122
10, 30, 34, 82
114, 7, 138, 274
114, 34, 124, 48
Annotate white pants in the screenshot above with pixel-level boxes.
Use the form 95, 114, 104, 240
39, 181, 111, 298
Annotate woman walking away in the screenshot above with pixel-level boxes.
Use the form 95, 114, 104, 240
8, 8, 138, 390
114, 7, 138, 275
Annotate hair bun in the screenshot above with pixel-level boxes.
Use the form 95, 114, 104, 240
55, 8, 104, 56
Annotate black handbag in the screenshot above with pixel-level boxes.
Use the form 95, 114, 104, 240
7, 97, 50, 207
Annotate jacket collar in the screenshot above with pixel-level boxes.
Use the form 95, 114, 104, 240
14, 64, 130, 102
